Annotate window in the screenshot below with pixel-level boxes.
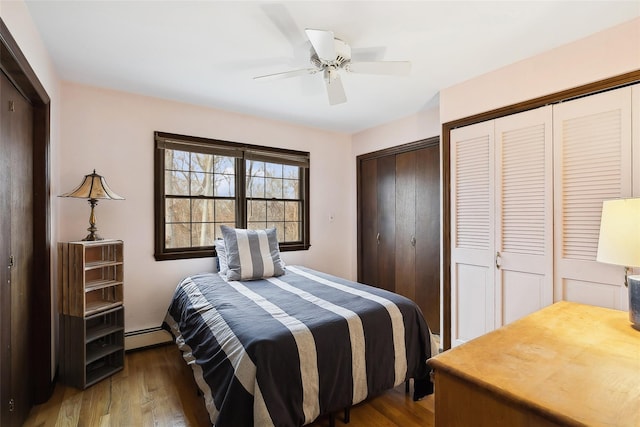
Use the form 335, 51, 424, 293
154, 131, 310, 260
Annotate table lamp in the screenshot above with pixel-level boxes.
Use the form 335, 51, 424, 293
596, 197, 640, 330
60, 169, 124, 241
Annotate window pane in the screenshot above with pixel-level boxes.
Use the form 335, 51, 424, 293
248, 176, 265, 198
285, 221, 300, 241
265, 162, 283, 178
214, 173, 235, 197
165, 170, 189, 196
267, 200, 285, 221
166, 198, 190, 223
285, 201, 300, 221
283, 164, 299, 179
192, 199, 215, 222
247, 160, 265, 177
166, 223, 191, 248
214, 199, 235, 222
192, 223, 216, 247
283, 178, 299, 199
191, 172, 214, 196
214, 156, 235, 174
165, 149, 189, 171
265, 177, 283, 199
248, 200, 267, 222
191, 152, 214, 173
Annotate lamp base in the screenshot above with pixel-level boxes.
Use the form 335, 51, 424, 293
628, 275, 640, 331
82, 233, 103, 241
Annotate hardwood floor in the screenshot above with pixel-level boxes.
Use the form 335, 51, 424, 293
24, 344, 435, 426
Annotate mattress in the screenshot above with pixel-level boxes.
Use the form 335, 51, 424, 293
163, 265, 435, 426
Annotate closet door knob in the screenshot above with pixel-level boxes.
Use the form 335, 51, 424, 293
495, 251, 502, 269
376, 233, 380, 244
411, 236, 416, 247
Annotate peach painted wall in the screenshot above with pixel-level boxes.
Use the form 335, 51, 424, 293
58, 82, 352, 333
440, 17, 640, 123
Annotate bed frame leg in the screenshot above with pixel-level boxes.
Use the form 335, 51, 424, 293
329, 413, 335, 427
344, 407, 350, 423
405, 379, 410, 394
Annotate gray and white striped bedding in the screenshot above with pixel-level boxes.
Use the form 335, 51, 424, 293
163, 266, 435, 426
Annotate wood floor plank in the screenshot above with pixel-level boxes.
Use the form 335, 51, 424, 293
24, 345, 434, 426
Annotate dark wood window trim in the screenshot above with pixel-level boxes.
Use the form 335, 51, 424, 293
441, 70, 640, 351
0, 18, 53, 405
154, 131, 311, 261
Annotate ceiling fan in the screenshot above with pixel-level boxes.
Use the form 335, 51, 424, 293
254, 28, 411, 105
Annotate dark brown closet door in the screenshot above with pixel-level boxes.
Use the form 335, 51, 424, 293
395, 151, 417, 300
416, 146, 440, 334
360, 158, 378, 286
0, 71, 34, 427
376, 155, 396, 291
359, 155, 396, 291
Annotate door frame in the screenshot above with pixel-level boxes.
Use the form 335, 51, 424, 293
442, 70, 640, 350
0, 18, 53, 403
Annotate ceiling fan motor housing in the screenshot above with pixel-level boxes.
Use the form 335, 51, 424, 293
311, 37, 351, 70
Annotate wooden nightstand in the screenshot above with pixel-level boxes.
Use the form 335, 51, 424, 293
428, 301, 640, 426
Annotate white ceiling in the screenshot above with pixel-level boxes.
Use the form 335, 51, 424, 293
24, 1, 640, 134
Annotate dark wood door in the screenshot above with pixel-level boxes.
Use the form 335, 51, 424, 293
359, 155, 396, 291
395, 151, 417, 300
0, 71, 34, 427
415, 145, 440, 334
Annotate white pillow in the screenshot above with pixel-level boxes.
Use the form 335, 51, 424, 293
220, 225, 285, 281
214, 238, 228, 275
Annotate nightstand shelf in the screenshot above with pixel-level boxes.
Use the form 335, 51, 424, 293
58, 240, 125, 389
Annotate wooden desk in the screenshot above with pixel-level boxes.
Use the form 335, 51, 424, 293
428, 301, 640, 426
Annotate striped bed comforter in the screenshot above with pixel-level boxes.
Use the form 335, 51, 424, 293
163, 266, 436, 426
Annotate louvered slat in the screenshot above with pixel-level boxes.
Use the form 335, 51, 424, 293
562, 109, 622, 260
501, 124, 546, 256
456, 135, 490, 249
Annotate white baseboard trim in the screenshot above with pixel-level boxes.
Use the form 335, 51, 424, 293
124, 327, 173, 351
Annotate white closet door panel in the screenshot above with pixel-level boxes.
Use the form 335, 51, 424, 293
451, 121, 495, 347
454, 263, 493, 345
554, 87, 632, 309
495, 106, 553, 326
501, 270, 546, 325
563, 278, 625, 309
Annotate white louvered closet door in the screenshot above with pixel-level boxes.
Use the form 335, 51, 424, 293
494, 106, 553, 327
450, 121, 495, 347
554, 87, 633, 310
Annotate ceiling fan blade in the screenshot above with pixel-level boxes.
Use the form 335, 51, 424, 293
305, 28, 336, 62
254, 68, 318, 81
324, 69, 347, 105
260, 3, 308, 60
348, 61, 412, 76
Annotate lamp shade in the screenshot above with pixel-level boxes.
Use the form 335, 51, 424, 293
60, 170, 124, 200
596, 198, 640, 267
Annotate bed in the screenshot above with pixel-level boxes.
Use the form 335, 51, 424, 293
162, 226, 437, 426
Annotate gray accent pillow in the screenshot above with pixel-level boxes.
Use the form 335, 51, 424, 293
220, 225, 285, 280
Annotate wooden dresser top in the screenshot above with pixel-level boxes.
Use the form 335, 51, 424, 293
428, 301, 640, 426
